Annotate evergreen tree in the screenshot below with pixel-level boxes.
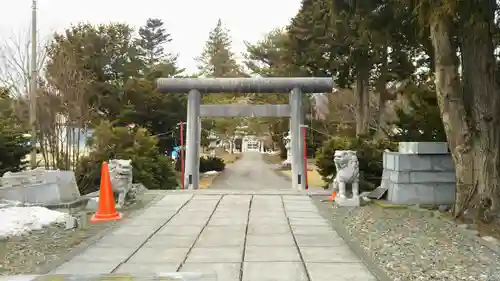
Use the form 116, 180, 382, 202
0, 88, 30, 175
136, 18, 183, 78
196, 19, 243, 77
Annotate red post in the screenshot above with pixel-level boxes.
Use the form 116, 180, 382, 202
180, 121, 185, 190
302, 126, 308, 190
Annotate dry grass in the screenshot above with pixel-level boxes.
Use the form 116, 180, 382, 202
217, 151, 240, 164
262, 153, 282, 164
199, 173, 219, 189
279, 169, 327, 188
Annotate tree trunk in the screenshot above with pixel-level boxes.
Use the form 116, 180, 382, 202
458, 2, 500, 221
430, 11, 500, 221
355, 66, 370, 136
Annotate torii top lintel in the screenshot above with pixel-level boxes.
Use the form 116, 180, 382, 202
156, 77, 334, 94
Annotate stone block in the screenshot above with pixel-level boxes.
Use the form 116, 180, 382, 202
388, 182, 455, 205
383, 152, 433, 171
385, 170, 410, 183
335, 196, 360, 207
415, 183, 437, 204
434, 183, 456, 204
430, 155, 455, 171
409, 171, 456, 183
387, 182, 419, 204
0, 169, 81, 205
399, 142, 449, 154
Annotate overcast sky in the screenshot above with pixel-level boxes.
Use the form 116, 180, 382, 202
0, 0, 302, 74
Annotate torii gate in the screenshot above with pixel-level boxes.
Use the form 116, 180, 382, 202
156, 77, 334, 191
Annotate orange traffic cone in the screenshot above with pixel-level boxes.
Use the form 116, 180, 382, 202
329, 191, 337, 201
90, 162, 122, 222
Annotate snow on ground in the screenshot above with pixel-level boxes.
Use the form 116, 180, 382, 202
204, 170, 219, 175
0, 206, 69, 239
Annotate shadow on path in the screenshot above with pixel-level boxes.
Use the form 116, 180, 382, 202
211, 152, 291, 190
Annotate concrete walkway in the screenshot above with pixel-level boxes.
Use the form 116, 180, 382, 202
210, 152, 291, 190
47, 153, 377, 281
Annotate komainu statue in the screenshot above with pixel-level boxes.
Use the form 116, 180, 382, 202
108, 159, 134, 208
332, 150, 360, 206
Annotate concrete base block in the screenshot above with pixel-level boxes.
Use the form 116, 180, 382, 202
335, 196, 360, 207
399, 142, 449, 154
386, 180, 455, 205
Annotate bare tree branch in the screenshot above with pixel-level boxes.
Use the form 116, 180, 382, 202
0, 28, 49, 97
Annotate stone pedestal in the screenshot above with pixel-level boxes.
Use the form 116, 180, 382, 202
336, 196, 360, 207
384, 142, 456, 205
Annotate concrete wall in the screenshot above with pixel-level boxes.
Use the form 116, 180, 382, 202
383, 142, 456, 205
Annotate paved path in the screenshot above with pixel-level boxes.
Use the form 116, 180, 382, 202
45, 153, 377, 281
210, 152, 291, 190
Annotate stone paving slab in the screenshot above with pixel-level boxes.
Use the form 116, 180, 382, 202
179, 263, 241, 281
45, 189, 376, 281
186, 247, 244, 263
246, 234, 295, 246
242, 262, 308, 281
306, 263, 378, 281
247, 223, 291, 235
144, 235, 198, 248
301, 246, 360, 263
128, 247, 190, 264
156, 225, 204, 236
245, 246, 301, 262
5, 273, 218, 281
114, 262, 179, 274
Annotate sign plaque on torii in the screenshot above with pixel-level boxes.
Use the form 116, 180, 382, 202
156, 77, 334, 191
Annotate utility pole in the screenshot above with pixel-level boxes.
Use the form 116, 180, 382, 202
29, 0, 38, 169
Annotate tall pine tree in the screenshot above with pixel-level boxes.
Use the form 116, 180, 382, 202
136, 18, 183, 78
196, 19, 243, 78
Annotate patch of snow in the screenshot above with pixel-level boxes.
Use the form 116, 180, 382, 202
0, 206, 69, 239
204, 171, 219, 175
0, 199, 25, 208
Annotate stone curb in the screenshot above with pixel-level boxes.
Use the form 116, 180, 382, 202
311, 197, 393, 281
38, 191, 168, 274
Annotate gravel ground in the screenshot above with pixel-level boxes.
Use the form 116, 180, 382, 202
0, 192, 161, 276
315, 199, 500, 281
